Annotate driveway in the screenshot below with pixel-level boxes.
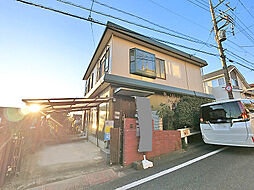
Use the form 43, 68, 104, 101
3, 140, 110, 190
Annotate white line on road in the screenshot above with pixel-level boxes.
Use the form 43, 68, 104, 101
115, 147, 227, 190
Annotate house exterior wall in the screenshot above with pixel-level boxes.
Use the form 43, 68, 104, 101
149, 94, 180, 111
111, 36, 204, 93
204, 71, 246, 89
211, 87, 243, 100
203, 69, 249, 100
84, 36, 113, 97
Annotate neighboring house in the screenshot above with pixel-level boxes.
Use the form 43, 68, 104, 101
82, 21, 213, 149
247, 83, 254, 92
203, 65, 254, 100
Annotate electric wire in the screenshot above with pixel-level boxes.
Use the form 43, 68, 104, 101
16, 0, 218, 57
89, 0, 96, 48
147, 0, 209, 31
59, 0, 254, 69
93, 0, 208, 41
57, 0, 216, 48
237, 0, 254, 21
186, 0, 210, 12
15, 0, 254, 71
189, 0, 254, 68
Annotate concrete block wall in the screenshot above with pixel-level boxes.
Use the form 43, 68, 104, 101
123, 118, 182, 166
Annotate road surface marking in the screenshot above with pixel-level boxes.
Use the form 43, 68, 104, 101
115, 147, 227, 190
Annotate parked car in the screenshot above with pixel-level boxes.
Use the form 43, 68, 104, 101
200, 99, 254, 147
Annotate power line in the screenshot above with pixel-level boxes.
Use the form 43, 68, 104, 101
147, 0, 210, 31
240, 45, 254, 48
150, 36, 219, 56
90, 23, 96, 48
94, 0, 209, 41
225, 49, 254, 67
237, 0, 254, 21
187, 0, 254, 63
234, 23, 254, 36
88, 0, 94, 18
16, 0, 106, 26
233, 17, 254, 44
196, 0, 210, 8
221, 1, 254, 44
192, 31, 213, 56
186, 0, 210, 12
16, 0, 254, 72
89, 0, 96, 48
188, 0, 254, 45
227, 39, 254, 58
16, 0, 218, 56
57, 0, 217, 48
226, 57, 254, 71
198, 0, 210, 6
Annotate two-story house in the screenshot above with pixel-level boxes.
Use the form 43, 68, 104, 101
203, 65, 253, 100
83, 22, 213, 149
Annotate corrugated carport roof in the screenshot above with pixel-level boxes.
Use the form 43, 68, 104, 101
22, 97, 112, 113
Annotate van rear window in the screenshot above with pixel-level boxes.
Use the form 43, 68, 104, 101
201, 101, 242, 123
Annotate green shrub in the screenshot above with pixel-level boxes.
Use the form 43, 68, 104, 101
156, 96, 212, 131
174, 96, 212, 130
156, 103, 174, 130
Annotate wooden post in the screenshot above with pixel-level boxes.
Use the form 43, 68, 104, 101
209, 0, 234, 99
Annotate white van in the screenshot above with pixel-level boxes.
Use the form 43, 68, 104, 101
200, 99, 254, 147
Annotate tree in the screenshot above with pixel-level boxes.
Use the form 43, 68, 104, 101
156, 103, 174, 130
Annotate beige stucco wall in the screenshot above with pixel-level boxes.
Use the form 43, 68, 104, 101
149, 94, 180, 111
110, 36, 204, 93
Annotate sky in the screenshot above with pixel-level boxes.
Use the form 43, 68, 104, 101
1, 0, 254, 107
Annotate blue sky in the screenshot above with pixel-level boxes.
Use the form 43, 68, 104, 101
1, 0, 254, 107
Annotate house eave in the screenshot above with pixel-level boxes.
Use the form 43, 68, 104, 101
104, 73, 215, 99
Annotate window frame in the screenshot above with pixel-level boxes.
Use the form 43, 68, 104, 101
155, 58, 166, 80
129, 48, 156, 78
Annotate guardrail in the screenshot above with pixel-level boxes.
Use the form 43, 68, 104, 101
178, 128, 201, 144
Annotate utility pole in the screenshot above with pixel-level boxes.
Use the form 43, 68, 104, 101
209, 0, 234, 99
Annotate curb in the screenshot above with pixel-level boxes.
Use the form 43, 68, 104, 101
24, 168, 118, 190
131, 142, 207, 170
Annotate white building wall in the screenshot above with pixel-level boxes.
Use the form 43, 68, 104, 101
212, 87, 243, 100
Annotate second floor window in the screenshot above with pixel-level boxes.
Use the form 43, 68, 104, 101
130, 48, 156, 78
98, 48, 110, 81
156, 58, 166, 79
212, 78, 225, 87
231, 71, 239, 88
91, 73, 94, 89
218, 78, 225, 86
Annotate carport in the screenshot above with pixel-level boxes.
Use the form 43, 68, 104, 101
22, 97, 112, 143
22, 97, 112, 113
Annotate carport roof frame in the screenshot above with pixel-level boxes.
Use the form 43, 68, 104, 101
22, 97, 112, 113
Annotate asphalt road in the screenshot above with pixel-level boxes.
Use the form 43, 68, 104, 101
88, 144, 254, 190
